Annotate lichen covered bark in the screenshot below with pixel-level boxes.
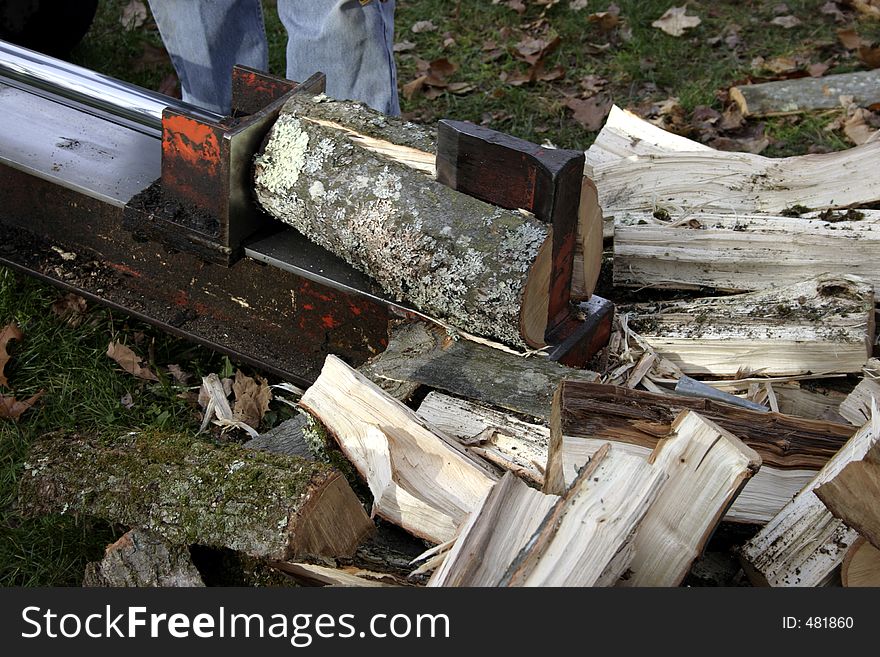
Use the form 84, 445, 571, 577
18, 431, 372, 560
253, 95, 549, 349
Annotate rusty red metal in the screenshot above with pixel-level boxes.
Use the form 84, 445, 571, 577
231, 65, 300, 115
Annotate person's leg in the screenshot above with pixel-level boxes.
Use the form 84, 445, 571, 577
146, 0, 268, 114
278, 0, 399, 115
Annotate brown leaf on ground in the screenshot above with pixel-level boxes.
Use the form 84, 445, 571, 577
844, 108, 880, 144
0, 391, 43, 421
232, 370, 272, 430
166, 364, 191, 385
837, 28, 864, 49
579, 74, 608, 95
570, 0, 590, 9
50, 293, 87, 327
513, 36, 561, 65
106, 341, 159, 381
0, 323, 23, 388
566, 94, 613, 131
403, 75, 428, 100
393, 40, 416, 52
120, 0, 147, 31
771, 15, 802, 28
428, 57, 458, 79
132, 42, 171, 72
851, 0, 880, 18
821, 1, 846, 21
719, 106, 745, 131
583, 41, 612, 54
588, 5, 621, 32
503, 0, 527, 14
859, 43, 880, 68
652, 6, 701, 37
808, 62, 830, 77
447, 82, 477, 94
709, 134, 771, 154
708, 122, 771, 154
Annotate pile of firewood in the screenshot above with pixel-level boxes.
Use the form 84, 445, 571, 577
17, 102, 880, 587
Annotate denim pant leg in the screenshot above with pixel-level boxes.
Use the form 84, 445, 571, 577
146, 0, 268, 114
279, 0, 400, 115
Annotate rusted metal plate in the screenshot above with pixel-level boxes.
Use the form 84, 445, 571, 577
0, 166, 390, 385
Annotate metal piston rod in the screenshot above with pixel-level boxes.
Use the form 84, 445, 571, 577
0, 40, 223, 136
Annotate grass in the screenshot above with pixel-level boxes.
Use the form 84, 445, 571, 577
2, 0, 879, 586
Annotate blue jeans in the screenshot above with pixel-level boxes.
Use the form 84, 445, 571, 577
146, 1, 399, 116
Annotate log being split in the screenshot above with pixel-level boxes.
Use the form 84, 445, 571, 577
254, 95, 597, 350
18, 432, 373, 561
623, 274, 874, 376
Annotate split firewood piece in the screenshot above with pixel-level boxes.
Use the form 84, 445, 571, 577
428, 473, 559, 587
730, 70, 880, 118
623, 274, 874, 376
82, 529, 205, 587
300, 354, 497, 544
585, 105, 880, 215
839, 377, 880, 427
613, 210, 880, 293
737, 413, 880, 586
815, 440, 880, 550
500, 444, 667, 587
619, 411, 761, 587
584, 105, 712, 174
254, 95, 599, 349
545, 381, 855, 523
18, 431, 373, 561
841, 537, 880, 587
416, 391, 550, 487
272, 562, 400, 587
360, 321, 598, 420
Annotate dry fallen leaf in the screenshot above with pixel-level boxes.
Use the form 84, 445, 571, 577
837, 28, 864, 50
771, 15, 802, 28
232, 370, 272, 430
808, 62, 830, 77
859, 43, 880, 68
851, 0, 880, 18
566, 94, 613, 131
0, 391, 43, 421
821, 1, 846, 21
393, 40, 416, 52
588, 5, 621, 32
50, 293, 87, 327
120, 0, 147, 31
411, 20, 437, 33
570, 0, 590, 9
652, 6, 701, 37
106, 341, 159, 381
844, 108, 880, 144
0, 323, 23, 388
166, 364, 191, 385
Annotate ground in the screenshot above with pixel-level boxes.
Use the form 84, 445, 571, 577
1, 0, 878, 585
